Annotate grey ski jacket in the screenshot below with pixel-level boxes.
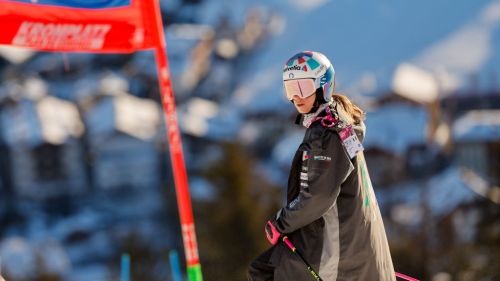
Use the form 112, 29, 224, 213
270, 105, 396, 281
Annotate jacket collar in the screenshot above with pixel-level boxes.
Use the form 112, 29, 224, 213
296, 102, 332, 128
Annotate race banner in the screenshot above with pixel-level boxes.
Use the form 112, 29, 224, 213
0, 0, 161, 52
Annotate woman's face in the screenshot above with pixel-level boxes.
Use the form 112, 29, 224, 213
291, 94, 316, 114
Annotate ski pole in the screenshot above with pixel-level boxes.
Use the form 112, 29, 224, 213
282, 236, 323, 281
283, 236, 419, 281
396, 272, 420, 281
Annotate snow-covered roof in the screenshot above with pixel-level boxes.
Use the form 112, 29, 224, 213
363, 104, 428, 154
427, 167, 480, 216
85, 94, 161, 143
99, 72, 129, 95
452, 109, 500, 142
392, 63, 439, 103
179, 98, 219, 137
0, 96, 84, 147
37, 96, 84, 145
379, 166, 483, 224
177, 97, 243, 141
0, 45, 34, 64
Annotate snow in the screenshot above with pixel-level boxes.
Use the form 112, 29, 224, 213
452, 109, 500, 142
167, 23, 215, 41
203, 0, 500, 111
412, 1, 500, 93
380, 166, 481, 222
427, 167, 479, 217
99, 72, 130, 95
290, 0, 330, 11
65, 231, 114, 264
204, 109, 243, 140
178, 104, 243, 141
0, 237, 37, 280
85, 94, 161, 143
24, 76, 48, 100
1, 0, 499, 279
179, 98, 219, 137
0, 45, 34, 64
416, 25, 491, 79
37, 96, 85, 145
229, 67, 292, 115
164, 26, 204, 76
392, 63, 439, 103
363, 104, 428, 154
114, 95, 161, 141
460, 167, 500, 204
0, 91, 83, 147
51, 209, 104, 242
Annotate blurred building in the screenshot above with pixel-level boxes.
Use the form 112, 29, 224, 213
0, 86, 86, 200
84, 93, 162, 190
442, 92, 500, 185
363, 100, 429, 186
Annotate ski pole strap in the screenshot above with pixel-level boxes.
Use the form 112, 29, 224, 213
396, 272, 420, 281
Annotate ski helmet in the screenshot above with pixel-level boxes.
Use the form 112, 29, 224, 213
282, 51, 336, 103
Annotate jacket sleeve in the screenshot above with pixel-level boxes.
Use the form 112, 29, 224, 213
274, 130, 354, 234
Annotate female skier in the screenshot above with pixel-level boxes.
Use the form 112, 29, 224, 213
248, 51, 396, 281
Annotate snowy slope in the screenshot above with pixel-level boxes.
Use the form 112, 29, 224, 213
186, 0, 500, 113
168, 0, 500, 168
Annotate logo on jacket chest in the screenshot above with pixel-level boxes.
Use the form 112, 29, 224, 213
302, 151, 331, 162
313, 155, 331, 161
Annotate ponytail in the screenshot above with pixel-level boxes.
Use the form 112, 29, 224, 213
331, 93, 365, 125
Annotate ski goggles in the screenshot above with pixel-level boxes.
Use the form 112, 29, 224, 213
284, 79, 317, 100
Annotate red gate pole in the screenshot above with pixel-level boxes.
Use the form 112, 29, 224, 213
151, 1, 203, 280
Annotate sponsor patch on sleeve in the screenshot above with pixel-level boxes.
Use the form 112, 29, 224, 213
302, 151, 310, 161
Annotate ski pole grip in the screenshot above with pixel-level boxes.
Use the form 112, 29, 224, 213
282, 236, 295, 251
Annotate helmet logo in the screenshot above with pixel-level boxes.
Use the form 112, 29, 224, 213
289, 73, 294, 79
287, 55, 320, 71
283, 65, 301, 72
314, 64, 325, 75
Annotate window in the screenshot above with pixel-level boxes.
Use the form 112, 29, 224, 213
33, 143, 66, 181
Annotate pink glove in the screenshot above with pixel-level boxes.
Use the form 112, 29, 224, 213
265, 220, 281, 245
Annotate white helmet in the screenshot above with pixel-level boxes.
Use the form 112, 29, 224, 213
282, 51, 336, 102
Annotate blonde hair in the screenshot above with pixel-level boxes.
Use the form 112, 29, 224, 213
331, 93, 365, 125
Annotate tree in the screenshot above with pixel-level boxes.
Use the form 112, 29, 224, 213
195, 142, 280, 281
